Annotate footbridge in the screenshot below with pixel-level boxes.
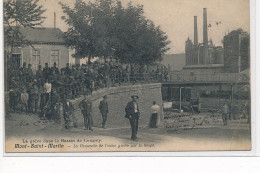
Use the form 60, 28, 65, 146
163, 73, 249, 87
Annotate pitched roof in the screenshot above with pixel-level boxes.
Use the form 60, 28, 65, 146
9, 26, 65, 44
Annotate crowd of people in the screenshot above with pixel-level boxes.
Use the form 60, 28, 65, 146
7, 61, 169, 124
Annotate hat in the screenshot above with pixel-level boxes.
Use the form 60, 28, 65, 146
131, 95, 139, 99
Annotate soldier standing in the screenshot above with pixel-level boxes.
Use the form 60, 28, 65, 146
99, 95, 109, 128
43, 63, 51, 80
79, 95, 93, 131
19, 62, 27, 81
36, 65, 44, 88
62, 97, 74, 129
50, 88, 61, 122
27, 82, 33, 113
64, 63, 71, 76
26, 64, 34, 83
40, 88, 48, 119
51, 62, 60, 75
9, 89, 17, 112
30, 81, 39, 114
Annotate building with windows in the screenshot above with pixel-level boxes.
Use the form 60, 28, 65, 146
10, 27, 69, 71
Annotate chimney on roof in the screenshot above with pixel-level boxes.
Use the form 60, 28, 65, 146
54, 12, 56, 28
203, 8, 208, 64
194, 16, 198, 46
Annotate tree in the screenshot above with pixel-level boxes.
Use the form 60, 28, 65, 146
60, 0, 170, 65
4, 0, 46, 48
113, 2, 170, 66
60, 0, 117, 63
4, 0, 46, 67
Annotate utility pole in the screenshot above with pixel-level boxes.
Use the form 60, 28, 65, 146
180, 87, 184, 112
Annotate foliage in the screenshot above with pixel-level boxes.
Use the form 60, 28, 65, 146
60, 0, 170, 65
4, 0, 46, 48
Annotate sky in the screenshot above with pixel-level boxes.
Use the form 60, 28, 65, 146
39, 0, 250, 54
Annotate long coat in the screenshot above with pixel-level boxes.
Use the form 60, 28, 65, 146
79, 99, 92, 115
99, 100, 108, 115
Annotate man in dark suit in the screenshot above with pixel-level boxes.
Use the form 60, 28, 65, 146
79, 94, 93, 131
125, 95, 140, 141
99, 95, 109, 128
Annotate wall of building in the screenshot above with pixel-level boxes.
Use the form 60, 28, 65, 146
70, 83, 164, 129
223, 31, 250, 73
21, 44, 69, 71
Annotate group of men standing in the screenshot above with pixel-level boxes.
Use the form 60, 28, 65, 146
66, 94, 160, 141
77, 95, 108, 131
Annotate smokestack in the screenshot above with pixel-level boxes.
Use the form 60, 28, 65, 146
203, 8, 208, 64
54, 12, 56, 28
194, 16, 198, 46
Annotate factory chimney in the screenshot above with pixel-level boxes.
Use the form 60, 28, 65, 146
54, 12, 56, 28
203, 8, 208, 64
194, 16, 198, 46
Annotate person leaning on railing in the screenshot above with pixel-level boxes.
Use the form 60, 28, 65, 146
7, 61, 169, 115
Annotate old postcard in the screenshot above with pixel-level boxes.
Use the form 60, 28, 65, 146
3, 0, 251, 154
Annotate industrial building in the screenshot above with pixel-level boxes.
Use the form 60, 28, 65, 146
223, 29, 250, 73
184, 8, 249, 74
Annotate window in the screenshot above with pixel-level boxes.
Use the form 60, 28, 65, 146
50, 50, 59, 67
32, 49, 40, 70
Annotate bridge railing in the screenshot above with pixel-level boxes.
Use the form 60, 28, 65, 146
168, 73, 249, 83
60, 72, 248, 100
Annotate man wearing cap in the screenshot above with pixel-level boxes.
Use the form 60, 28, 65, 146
43, 63, 51, 80
79, 95, 93, 131
27, 64, 34, 83
51, 62, 60, 75
19, 62, 27, 81
125, 95, 140, 141
64, 63, 71, 76
36, 65, 44, 88
99, 95, 109, 128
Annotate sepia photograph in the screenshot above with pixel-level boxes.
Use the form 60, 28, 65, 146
3, 0, 251, 153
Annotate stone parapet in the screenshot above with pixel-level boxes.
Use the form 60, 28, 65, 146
71, 83, 164, 129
